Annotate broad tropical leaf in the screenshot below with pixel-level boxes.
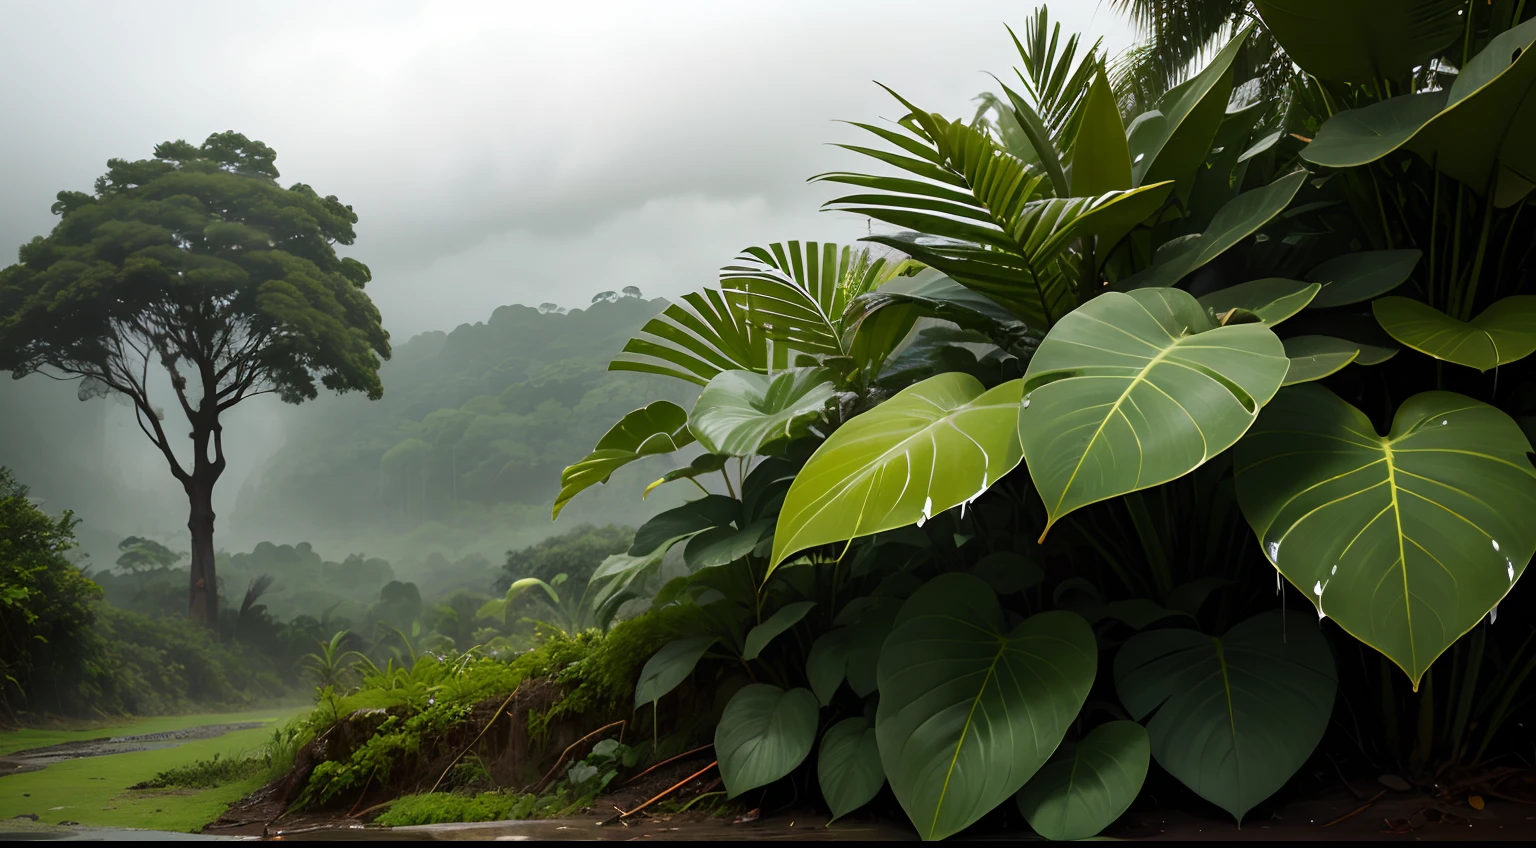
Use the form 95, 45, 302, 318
1015, 721, 1151, 841
631, 495, 740, 556
586, 537, 688, 631
634, 636, 718, 708
716, 684, 819, 797
1119, 171, 1306, 290
770, 373, 1025, 570
1234, 385, 1536, 684
1306, 250, 1421, 308
743, 601, 817, 660
554, 401, 696, 518
688, 367, 838, 457
1127, 26, 1252, 195
683, 518, 772, 571
1282, 335, 1362, 385
818, 717, 885, 822
1254, 0, 1463, 83
806, 628, 852, 706
1069, 66, 1132, 196
720, 241, 889, 359
1199, 278, 1320, 326
1114, 611, 1336, 822
876, 574, 1096, 841
846, 268, 1032, 354
1302, 18, 1536, 206
610, 289, 776, 386
1020, 288, 1289, 539
1372, 296, 1536, 372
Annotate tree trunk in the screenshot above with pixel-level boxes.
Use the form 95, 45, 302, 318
186, 474, 219, 631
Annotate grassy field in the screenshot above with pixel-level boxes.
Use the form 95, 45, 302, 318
0, 707, 307, 833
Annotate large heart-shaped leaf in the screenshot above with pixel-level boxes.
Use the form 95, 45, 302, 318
1114, 611, 1337, 822
715, 684, 819, 797
554, 401, 695, 518
876, 573, 1096, 841
634, 636, 718, 708
1372, 296, 1536, 372
1234, 385, 1536, 684
1199, 278, 1320, 326
1282, 335, 1361, 385
1015, 721, 1151, 841
1306, 250, 1421, 308
1254, 0, 1463, 83
1119, 171, 1306, 290
770, 373, 1024, 570
1020, 287, 1289, 538
818, 717, 885, 822
1128, 26, 1252, 194
743, 601, 816, 660
689, 368, 837, 457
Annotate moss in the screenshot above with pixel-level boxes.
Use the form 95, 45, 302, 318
373, 791, 541, 826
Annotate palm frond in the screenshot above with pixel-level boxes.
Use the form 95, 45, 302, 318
609, 289, 779, 386
1008, 6, 1105, 143
719, 241, 891, 359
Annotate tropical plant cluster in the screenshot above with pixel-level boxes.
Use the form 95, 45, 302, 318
553, 4, 1536, 839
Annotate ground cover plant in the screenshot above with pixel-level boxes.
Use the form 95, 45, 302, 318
552, 3, 1536, 840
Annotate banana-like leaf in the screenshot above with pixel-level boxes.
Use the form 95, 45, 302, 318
716, 684, 819, 797
1306, 249, 1421, 308
1069, 66, 1132, 196
1372, 296, 1536, 372
720, 242, 889, 359
1114, 611, 1337, 823
1015, 721, 1150, 841
1119, 171, 1307, 290
1282, 335, 1362, 385
1302, 18, 1536, 205
1127, 26, 1252, 195
877, 574, 1096, 841
818, 717, 885, 822
1199, 278, 1320, 326
770, 373, 1024, 570
1234, 385, 1536, 685
610, 289, 778, 386
688, 367, 837, 457
1254, 0, 1463, 83
554, 401, 696, 518
1020, 288, 1289, 539
634, 636, 718, 708
643, 453, 728, 499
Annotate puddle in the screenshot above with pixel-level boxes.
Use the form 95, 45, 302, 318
0, 724, 268, 776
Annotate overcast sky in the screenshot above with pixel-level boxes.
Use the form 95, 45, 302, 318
0, 0, 1136, 339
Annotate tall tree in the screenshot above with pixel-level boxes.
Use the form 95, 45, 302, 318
0, 132, 390, 630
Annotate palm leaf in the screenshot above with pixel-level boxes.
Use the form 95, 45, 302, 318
609, 289, 778, 386
719, 241, 892, 359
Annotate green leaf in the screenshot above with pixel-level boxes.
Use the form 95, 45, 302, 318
688, 368, 837, 457
586, 539, 687, 631
1015, 721, 1151, 841
876, 573, 1096, 841
1120, 171, 1307, 290
806, 628, 852, 706
631, 495, 740, 556
1235, 385, 1536, 685
1114, 611, 1336, 822
610, 289, 777, 386
475, 577, 561, 624
1372, 296, 1536, 372
1020, 287, 1289, 538
643, 453, 728, 500
684, 519, 772, 571
771, 373, 1024, 569
1306, 250, 1421, 308
972, 551, 1044, 595
554, 401, 695, 518
849, 269, 1028, 348
743, 601, 817, 660
634, 636, 719, 708
845, 600, 901, 698
818, 717, 885, 822
1282, 335, 1361, 385
1199, 278, 1320, 326
721, 242, 891, 359
1128, 26, 1252, 194
1254, 0, 1463, 83
1069, 67, 1132, 196
715, 684, 819, 797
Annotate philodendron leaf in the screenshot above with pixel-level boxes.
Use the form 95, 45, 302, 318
877, 573, 1096, 841
1015, 721, 1151, 841
1198, 278, 1320, 326
684, 519, 773, 571
554, 401, 695, 518
716, 684, 819, 797
631, 495, 740, 556
806, 628, 853, 706
634, 636, 718, 708
1114, 611, 1335, 823
1372, 296, 1536, 372
1119, 171, 1306, 290
1235, 385, 1536, 685
743, 601, 816, 660
1305, 250, 1421, 308
1282, 335, 1361, 385
770, 373, 1024, 570
689, 367, 837, 457
1020, 287, 1289, 539
818, 717, 885, 821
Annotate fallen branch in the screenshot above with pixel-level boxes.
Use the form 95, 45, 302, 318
524, 719, 626, 794
427, 684, 522, 796
603, 760, 718, 825
619, 743, 714, 788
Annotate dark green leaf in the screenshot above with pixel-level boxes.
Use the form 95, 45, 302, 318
554, 401, 695, 518
743, 601, 817, 660
818, 717, 885, 822
1306, 250, 1421, 308
1015, 721, 1150, 840
1199, 278, 1320, 326
631, 495, 740, 556
1254, 0, 1463, 83
715, 684, 819, 797
1372, 296, 1536, 372
1282, 335, 1361, 385
634, 636, 718, 708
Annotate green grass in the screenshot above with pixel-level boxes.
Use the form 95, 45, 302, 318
0, 707, 304, 757
0, 708, 304, 833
